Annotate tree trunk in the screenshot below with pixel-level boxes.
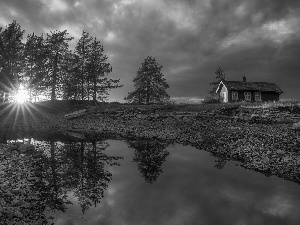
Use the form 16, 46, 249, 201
93, 73, 97, 101
81, 64, 84, 100
51, 54, 58, 101
29, 60, 33, 102
81, 43, 85, 101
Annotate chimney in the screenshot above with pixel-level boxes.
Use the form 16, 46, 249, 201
243, 76, 247, 82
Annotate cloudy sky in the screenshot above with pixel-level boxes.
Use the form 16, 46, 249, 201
0, 0, 299, 103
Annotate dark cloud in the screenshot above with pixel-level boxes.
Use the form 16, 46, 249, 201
0, 0, 299, 102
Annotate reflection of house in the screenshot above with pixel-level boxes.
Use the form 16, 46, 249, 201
216, 76, 283, 103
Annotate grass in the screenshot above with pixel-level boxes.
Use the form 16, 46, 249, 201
1, 99, 299, 118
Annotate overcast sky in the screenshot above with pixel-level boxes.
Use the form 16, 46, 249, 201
0, 0, 299, 103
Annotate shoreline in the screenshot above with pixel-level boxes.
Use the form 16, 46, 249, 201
1, 103, 300, 184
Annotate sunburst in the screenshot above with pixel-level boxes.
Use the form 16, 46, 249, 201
0, 87, 51, 133
14, 86, 30, 104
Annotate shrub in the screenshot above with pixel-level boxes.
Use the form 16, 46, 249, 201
202, 96, 223, 104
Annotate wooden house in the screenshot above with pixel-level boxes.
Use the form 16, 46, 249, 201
216, 76, 283, 103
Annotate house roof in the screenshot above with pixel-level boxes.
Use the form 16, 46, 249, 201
216, 80, 283, 93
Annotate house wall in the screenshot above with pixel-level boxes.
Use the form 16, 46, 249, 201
228, 91, 280, 102
261, 92, 280, 101
220, 85, 228, 102
228, 91, 246, 102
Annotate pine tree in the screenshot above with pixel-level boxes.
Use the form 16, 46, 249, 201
23, 33, 49, 101
0, 20, 25, 101
125, 56, 169, 104
45, 30, 73, 101
75, 30, 92, 100
85, 37, 122, 101
213, 66, 226, 83
61, 52, 81, 100
206, 66, 226, 102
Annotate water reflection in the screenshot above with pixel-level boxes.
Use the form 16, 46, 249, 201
2, 132, 300, 225
1, 132, 123, 224
213, 155, 227, 170
60, 140, 122, 213
126, 139, 170, 184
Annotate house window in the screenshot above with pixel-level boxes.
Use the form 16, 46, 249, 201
244, 92, 251, 101
255, 92, 261, 101
232, 91, 238, 101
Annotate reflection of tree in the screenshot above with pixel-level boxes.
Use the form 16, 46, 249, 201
127, 139, 170, 184
0, 143, 70, 225
2, 137, 123, 224
31, 140, 71, 212
61, 140, 122, 213
213, 155, 227, 170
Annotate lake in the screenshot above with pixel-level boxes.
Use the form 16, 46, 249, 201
3, 132, 300, 225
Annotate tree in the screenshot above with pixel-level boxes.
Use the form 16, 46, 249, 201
204, 66, 226, 103
125, 56, 169, 104
75, 30, 93, 100
61, 52, 81, 100
23, 33, 49, 101
0, 20, 24, 101
85, 37, 122, 101
210, 66, 226, 93
44, 30, 73, 101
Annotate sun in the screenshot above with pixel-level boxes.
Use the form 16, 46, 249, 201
14, 86, 30, 104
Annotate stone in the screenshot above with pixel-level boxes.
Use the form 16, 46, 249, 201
292, 122, 300, 130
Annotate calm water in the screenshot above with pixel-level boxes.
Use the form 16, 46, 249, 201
4, 133, 300, 225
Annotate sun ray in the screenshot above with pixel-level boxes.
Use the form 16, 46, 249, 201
12, 104, 22, 131
0, 103, 19, 130
0, 84, 54, 133
0, 103, 17, 123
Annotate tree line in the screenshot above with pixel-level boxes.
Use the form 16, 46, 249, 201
1, 20, 223, 105
0, 20, 170, 104
0, 20, 122, 102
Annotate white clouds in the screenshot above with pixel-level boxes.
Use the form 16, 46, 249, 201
87, 18, 104, 28
221, 29, 255, 48
112, 0, 201, 30
105, 31, 116, 42
169, 65, 192, 74
251, 12, 263, 24
120, 0, 136, 5
235, 3, 247, 17
165, 4, 198, 30
0, 15, 10, 27
262, 19, 296, 43
45, 0, 69, 12
57, 23, 82, 42
74, 1, 81, 8
162, 1, 205, 31
9, 8, 18, 17
221, 16, 299, 49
